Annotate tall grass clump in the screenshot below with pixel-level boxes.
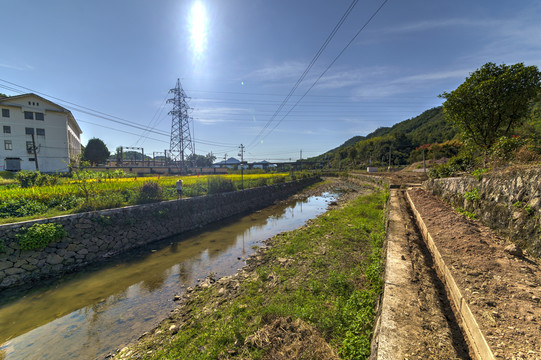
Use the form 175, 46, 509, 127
136, 181, 164, 204
207, 177, 236, 194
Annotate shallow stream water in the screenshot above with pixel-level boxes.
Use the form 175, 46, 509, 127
0, 192, 336, 360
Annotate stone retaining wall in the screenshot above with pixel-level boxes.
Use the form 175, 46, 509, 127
0, 178, 319, 290
424, 168, 541, 257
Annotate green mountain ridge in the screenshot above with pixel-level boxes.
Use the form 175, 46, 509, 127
309, 106, 457, 167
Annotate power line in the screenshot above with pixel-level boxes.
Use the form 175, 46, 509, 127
186, 88, 437, 99
259, 0, 391, 144
133, 93, 169, 147
247, 0, 360, 148
0, 79, 239, 150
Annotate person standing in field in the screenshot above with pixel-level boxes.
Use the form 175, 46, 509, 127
176, 178, 183, 200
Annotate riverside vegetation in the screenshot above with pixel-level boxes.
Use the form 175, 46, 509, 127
0, 170, 306, 225
116, 185, 387, 359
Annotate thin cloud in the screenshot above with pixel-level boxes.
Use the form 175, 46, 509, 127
246, 61, 306, 82
0, 62, 34, 71
382, 18, 497, 34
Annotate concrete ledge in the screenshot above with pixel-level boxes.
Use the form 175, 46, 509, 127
371, 189, 415, 359
406, 190, 495, 360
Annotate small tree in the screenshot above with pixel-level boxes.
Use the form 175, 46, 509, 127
83, 138, 110, 166
440, 62, 541, 152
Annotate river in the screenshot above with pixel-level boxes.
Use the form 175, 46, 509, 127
0, 192, 336, 360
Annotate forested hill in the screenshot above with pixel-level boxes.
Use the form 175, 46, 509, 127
309, 106, 458, 167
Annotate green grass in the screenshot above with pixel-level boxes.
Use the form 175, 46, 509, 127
126, 190, 387, 360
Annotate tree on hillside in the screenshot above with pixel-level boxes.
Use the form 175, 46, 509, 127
440, 62, 541, 151
83, 138, 110, 165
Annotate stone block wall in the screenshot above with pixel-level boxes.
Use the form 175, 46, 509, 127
424, 168, 541, 257
0, 178, 318, 290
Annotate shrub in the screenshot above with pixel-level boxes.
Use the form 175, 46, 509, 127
17, 223, 67, 250
490, 135, 530, 162
464, 188, 481, 202
208, 177, 236, 194
48, 195, 81, 211
472, 168, 489, 181
0, 198, 48, 218
270, 176, 285, 184
137, 181, 163, 204
428, 152, 478, 178
15, 171, 59, 188
16, 170, 41, 188
254, 178, 268, 187
184, 181, 206, 197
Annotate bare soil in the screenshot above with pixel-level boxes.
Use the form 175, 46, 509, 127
408, 187, 541, 360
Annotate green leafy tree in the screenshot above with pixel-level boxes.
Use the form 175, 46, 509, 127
82, 138, 110, 165
440, 62, 541, 151
187, 152, 217, 167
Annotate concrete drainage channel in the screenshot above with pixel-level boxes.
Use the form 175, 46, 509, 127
406, 190, 495, 360
372, 187, 473, 359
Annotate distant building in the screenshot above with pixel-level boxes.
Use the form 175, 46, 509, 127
252, 160, 276, 169
213, 157, 240, 168
0, 93, 82, 172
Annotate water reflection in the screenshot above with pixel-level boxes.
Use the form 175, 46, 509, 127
0, 193, 335, 360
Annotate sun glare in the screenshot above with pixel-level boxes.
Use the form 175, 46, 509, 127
189, 1, 207, 57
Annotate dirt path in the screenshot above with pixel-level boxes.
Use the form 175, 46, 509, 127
407, 187, 541, 359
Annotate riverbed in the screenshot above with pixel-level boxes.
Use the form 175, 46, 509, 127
0, 192, 336, 360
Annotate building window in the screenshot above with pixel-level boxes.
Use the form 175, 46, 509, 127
25, 127, 34, 135
29, 158, 35, 162
4, 140, 12, 150
35, 112, 44, 121
24, 111, 34, 120
36, 128, 45, 136
3, 125, 10, 134
26, 141, 34, 154
1, 109, 9, 117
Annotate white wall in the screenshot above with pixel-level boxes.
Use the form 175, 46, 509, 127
0, 95, 81, 173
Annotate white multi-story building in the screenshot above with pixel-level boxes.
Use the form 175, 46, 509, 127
0, 93, 82, 173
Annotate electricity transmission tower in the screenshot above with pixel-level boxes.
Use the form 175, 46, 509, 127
167, 78, 195, 172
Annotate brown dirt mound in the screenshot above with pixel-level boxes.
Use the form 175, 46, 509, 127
245, 316, 340, 360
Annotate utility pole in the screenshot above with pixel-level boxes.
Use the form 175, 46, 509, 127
388, 145, 391, 171
167, 78, 195, 173
30, 133, 39, 171
423, 147, 426, 173
300, 149, 302, 171
238, 144, 245, 189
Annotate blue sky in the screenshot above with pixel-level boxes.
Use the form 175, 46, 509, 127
1, 0, 540, 162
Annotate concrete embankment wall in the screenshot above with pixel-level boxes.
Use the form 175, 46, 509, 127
0, 178, 319, 290
424, 168, 541, 257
